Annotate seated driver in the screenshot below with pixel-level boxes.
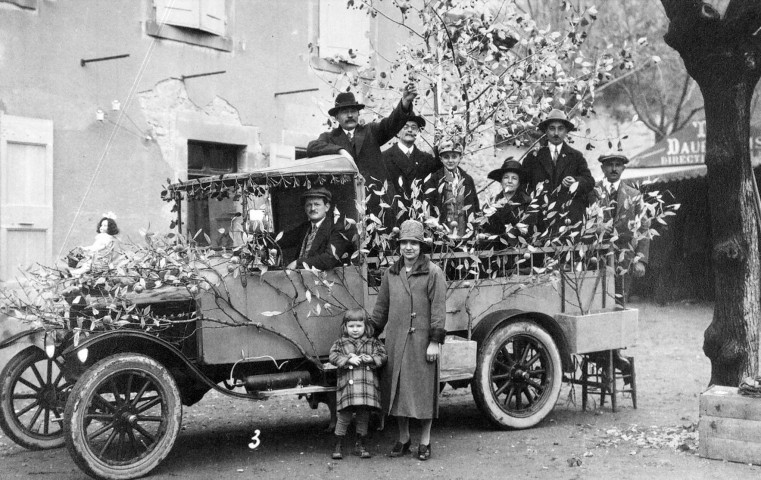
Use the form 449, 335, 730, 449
279, 187, 355, 270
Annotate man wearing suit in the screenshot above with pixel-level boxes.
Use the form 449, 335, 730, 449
279, 187, 354, 270
383, 115, 441, 220
595, 153, 650, 298
307, 85, 418, 226
587, 153, 650, 377
522, 109, 594, 232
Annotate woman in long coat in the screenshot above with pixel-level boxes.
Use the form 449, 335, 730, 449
370, 219, 447, 461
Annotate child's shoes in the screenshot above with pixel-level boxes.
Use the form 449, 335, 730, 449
331, 434, 344, 460
353, 435, 371, 459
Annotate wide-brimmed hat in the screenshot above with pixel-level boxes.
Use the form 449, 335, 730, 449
328, 92, 365, 116
438, 139, 463, 155
598, 153, 629, 164
405, 115, 426, 129
537, 109, 575, 132
487, 157, 524, 183
301, 186, 332, 203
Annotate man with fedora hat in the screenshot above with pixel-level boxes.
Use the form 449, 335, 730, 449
383, 115, 441, 220
522, 109, 594, 230
278, 187, 355, 270
307, 85, 419, 225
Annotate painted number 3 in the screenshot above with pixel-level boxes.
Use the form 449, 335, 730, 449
248, 429, 261, 450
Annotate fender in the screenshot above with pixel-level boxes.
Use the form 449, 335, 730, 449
471, 309, 573, 372
0, 328, 45, 350
62, 330, 256, 403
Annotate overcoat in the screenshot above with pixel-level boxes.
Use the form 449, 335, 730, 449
306, 101, 412, 225
592, 181, 650, 266
278, 216, 355, 270
383, 143, 441, 217
522, 143, 594, 227
370, 255, 447, 419
329, 336, 387, 411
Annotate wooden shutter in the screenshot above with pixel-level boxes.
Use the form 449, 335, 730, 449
155, 0, 201, 30
199, 0, 227, 36
0, 115, 54, 284
319, 0, 371, 66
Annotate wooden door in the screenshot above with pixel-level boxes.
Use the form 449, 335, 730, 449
0, 115, 54, 283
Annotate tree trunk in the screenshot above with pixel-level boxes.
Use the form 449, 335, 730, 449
661, 0, 761, 385
700, 81, 760, 385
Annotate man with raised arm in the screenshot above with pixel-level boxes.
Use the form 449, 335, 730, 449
307, 85, 418, 226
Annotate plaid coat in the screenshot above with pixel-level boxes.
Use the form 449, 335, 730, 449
329, 336, 387, 411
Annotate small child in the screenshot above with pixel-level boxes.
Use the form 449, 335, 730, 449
328, 308, 387, 460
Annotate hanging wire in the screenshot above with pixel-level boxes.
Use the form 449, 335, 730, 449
57, 1, 177, 257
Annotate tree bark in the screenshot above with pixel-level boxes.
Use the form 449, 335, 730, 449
662, 0, 761, 385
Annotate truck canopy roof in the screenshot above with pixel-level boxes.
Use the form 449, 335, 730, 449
164, 154, 358, 201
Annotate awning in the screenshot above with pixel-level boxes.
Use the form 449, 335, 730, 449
622, 164, 706, 183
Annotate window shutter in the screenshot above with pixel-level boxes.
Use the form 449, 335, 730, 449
0, 115, 54, 284
319, 0, 371, 66
199, 0, 227, 36
155, 0, 201, 30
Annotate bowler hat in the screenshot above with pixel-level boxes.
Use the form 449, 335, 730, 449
406, 115, 426, 129
598, 153, 629, 164
537, 109, 575, 132
301, 186, 332, 203
487, 157, 524, 183
437, 139, 463, 155
328, 92, 365, 117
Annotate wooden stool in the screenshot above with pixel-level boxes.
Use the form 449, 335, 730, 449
579, 352, 637, 412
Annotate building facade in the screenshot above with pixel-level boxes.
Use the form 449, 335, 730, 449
0, 0, 404, 280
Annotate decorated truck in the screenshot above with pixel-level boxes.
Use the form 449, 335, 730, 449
0, 154, 635, 480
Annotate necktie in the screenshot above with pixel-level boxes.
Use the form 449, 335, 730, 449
551, 147, 558, 163
406, 148, 412, 158
301, 224, 318, 258
608, 185, 618, 217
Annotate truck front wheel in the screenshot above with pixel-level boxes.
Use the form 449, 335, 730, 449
472, 321, 562, 429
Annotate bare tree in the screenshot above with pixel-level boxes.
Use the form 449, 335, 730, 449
661, 0, 761, 386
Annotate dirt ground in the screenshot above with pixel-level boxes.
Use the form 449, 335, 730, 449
1, 300, 760, 480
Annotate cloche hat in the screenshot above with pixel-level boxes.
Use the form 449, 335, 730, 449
398, 219, 426, 243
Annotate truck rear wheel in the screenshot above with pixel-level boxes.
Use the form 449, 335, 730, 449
64, 353, 182, 480
472, 321, 562, 429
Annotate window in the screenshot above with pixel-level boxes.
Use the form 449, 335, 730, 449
186, 141, 240, 247
147, 0, 233, 52
319, 0, 371, 66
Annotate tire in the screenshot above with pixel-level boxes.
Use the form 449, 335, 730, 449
472, 321, 562, 429
0, 347, 69, 450
64, 354, 182, 480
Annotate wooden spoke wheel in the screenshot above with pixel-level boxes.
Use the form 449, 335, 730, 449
472, 321, 562, 429
64, 354, 182, 480
0, 347, 69, 450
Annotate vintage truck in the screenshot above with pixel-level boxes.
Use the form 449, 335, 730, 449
0, 154, 631, 480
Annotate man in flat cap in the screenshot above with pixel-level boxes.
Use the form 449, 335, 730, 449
595, 153, 650, 300
307, 85, 419, 226
383, 115, 441, 220
523, 109, 594, 232
278, 187, 355, 270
